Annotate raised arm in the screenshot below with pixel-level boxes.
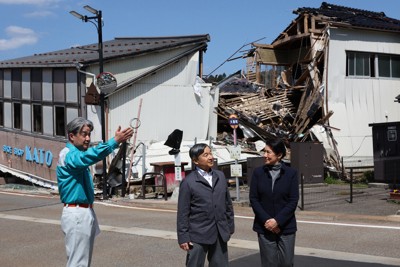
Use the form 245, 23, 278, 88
113, 126, 134, 143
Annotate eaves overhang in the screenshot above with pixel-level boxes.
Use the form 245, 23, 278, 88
0, 34, 210, 69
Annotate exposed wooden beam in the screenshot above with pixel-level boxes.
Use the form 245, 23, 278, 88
304, 14, 309, 34
297, 21, 301, 35
272, 32, 310, 47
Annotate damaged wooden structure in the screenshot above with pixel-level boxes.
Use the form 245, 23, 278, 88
216, 2, 400, 173
216, 2, 339, 171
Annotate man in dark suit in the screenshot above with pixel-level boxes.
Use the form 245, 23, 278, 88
177, 143, 235, 267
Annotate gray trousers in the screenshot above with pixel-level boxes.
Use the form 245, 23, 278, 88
186, 234, 229, 267
258, 232, 296, 267
61, 206, 100, 267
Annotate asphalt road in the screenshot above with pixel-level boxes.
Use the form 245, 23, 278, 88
0, 186, 400, 267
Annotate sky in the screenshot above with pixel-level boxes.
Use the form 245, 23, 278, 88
1, 0, 399, 76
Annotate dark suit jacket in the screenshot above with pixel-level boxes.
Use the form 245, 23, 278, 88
177, 169, 235, 245
249, 163, 299, 235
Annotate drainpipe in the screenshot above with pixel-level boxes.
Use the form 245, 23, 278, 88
199, 50, 204, 78
75, 63, 97, 85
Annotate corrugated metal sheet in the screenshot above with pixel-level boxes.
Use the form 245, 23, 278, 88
103, 46, 192, 84
106, 52, 215, 143
328, 28, 400, 158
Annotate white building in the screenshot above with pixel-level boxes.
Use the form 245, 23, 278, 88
0, 35, 218, 188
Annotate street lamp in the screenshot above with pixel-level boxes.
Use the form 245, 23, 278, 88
70, 5, 108, 199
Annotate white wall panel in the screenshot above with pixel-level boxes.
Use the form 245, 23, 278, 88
66, 108, 78, 126
86, 104, 102, 142
22, 69, 30, 100
42, 69, 52, 101
22, 104, 31, 132
3, 70, 11, 98
43, 106, 53, 135
66, 69, 78, 103
4, 102, 11, 127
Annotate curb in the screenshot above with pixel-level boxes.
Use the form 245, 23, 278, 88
2, 188, 399, 224
103, 196, 400, 224
296, 210, 400, 223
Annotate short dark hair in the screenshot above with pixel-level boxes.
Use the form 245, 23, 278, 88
265, 138, 286, 158
189, 143, 209, 161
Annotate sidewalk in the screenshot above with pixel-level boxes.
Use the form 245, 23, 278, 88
104, 185, 400, 224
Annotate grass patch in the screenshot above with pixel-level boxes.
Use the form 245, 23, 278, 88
324, 176, 345, 185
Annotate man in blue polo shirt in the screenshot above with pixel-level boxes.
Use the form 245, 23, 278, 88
57, 117, 133, 267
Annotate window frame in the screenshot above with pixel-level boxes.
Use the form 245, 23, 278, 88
346, 51, 374, 77
31, 68, 42, 101
346, 51, 400, 79
53, 68, 66, 103
32, 104, 43, 133
13, 102, 22, 130
54, 105, 66, 137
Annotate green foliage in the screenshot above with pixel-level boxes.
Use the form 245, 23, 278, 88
324, 176, 344, 184
362, 170, 374, 184
204, 73, 227, 83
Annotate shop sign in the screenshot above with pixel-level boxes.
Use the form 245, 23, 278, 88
2, 145, 53, 167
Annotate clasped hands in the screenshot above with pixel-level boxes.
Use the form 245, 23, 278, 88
264, 218, 280, 234
180, 242, 193, 251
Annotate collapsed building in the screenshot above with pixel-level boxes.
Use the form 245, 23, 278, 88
215, 2, 400, 175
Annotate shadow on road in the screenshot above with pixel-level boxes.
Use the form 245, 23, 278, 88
230, 252, 397, 267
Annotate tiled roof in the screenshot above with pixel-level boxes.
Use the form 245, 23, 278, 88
295, 2, 400, 32
218, 75, 260, 95
0, 34, 210, 68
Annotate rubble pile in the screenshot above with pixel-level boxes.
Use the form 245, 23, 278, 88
214, 44, 340, 172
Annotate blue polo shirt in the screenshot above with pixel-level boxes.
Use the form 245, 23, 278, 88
57, 138, 118, 204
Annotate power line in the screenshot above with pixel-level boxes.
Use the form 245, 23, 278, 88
205, 37, 266, 78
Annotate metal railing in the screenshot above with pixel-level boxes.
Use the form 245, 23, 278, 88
298, 166, 380, 210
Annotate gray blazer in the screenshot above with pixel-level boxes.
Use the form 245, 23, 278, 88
177, 169, 235, 245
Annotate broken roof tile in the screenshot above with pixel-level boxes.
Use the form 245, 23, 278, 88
295, 2, 400, 32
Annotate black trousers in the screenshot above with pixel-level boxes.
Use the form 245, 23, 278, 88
185, 234, 229, 267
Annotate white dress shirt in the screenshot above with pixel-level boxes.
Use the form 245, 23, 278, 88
197, 167, 213, 187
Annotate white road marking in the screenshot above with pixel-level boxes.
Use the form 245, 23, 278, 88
99, 201, 177, 213
236, 215, 400, 230
2, 190, 399, 231
297, 220, 400, 230
0, 190, 56, 199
